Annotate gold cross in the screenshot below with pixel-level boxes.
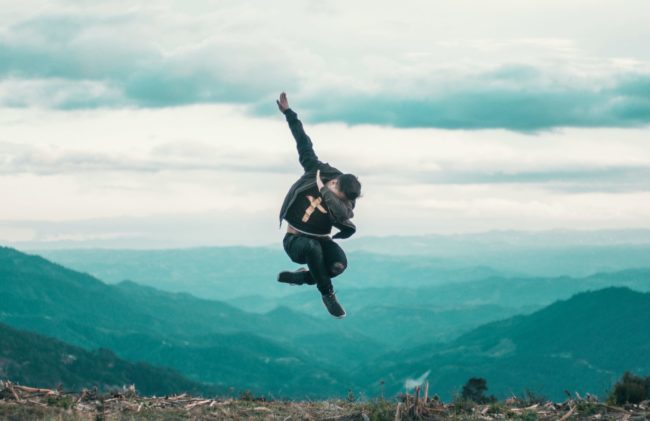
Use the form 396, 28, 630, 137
302, 195, 328, 222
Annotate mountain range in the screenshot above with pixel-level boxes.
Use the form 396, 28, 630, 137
2, 245, 649, 400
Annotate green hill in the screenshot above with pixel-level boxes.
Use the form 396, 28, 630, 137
0, 322, 214, 396
0, 246, 366, 398
357, 287, 650, 401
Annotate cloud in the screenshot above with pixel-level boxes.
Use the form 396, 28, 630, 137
4, 132, 650, 194
0, 211, 280, 248
0, 140, 291, 175
1, 4, 650, 131
2, 104, 650, 197
404, 166, 650, 192
3, 1, 650, 247
2, 104, 650, 244
0, 78, 125, 109
0, 12, 299, 107
264, 69, 650, 133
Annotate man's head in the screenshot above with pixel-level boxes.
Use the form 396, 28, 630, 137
327, 174, 362, 202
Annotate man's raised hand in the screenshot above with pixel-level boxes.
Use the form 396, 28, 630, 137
276, 91, 289, 112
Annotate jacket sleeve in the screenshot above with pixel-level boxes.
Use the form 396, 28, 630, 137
320, 186, 357, 239
319, 186, 354, 223
283, 108, 320, 172
332, 218, 356, 239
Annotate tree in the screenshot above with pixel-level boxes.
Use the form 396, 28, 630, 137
461, 377, 496, 404
609, 371, 650, 405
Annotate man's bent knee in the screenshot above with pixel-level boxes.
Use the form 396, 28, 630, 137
329, 261, 347, 276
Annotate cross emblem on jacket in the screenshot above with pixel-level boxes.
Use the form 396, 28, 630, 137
302, 195, 328, 222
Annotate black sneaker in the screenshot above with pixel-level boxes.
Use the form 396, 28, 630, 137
277, 268, 309, 285
321, 291, 346, 318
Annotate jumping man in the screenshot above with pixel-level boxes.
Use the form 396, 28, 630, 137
276, 92, 362, 318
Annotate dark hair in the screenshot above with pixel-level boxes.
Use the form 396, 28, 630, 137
337, 174, 362, 201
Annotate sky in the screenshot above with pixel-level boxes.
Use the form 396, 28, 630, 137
1, 0, 649, 248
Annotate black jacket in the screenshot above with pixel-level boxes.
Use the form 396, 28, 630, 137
278, 108, 356, 239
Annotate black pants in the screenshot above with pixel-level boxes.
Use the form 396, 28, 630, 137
282, 232, 348, 295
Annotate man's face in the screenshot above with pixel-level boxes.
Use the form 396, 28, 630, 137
326, 179, 348, 201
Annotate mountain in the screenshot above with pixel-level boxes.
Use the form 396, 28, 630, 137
14, 243, 650, 350
0, 322, 214, 396
356, 287, 650, 401
0, 246, 370, 398
5, 245, 650, 400
33, 229, 650, 305
34, 247, 508, 300
239, 267, 650, 314
346, 229, 650, 253
227, 267, 650, 346
343, 229, 650, 277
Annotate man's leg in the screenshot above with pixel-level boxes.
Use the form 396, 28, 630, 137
282, 233, 346, 318
302, 239, 334, 295
279, 233, 313, 285
314, 237, 347, 318
280, 237, 346, 284
282, 233, 332, 293
320, 238, 348, 278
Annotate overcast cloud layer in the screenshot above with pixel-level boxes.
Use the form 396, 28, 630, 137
1, 1, 650, 247
1, 0, 650, 131
2, 105, 650, 246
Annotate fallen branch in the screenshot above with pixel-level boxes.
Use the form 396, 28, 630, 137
186, 399, 212, 409
559, 405, 576, 421
13, 385, 58, 395
598, 403, 631, 413
7, 384, 21, 402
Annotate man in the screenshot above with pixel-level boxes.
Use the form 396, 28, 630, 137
276, 92, 362, 319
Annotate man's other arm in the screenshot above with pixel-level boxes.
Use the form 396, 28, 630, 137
276, 92, 320, 172
283, 108, 320, 172
319, 186, 354, 222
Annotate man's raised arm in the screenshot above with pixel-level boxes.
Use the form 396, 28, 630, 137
277, 92, 320, 172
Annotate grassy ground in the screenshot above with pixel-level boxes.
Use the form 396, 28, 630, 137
1, 381, 649, 420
